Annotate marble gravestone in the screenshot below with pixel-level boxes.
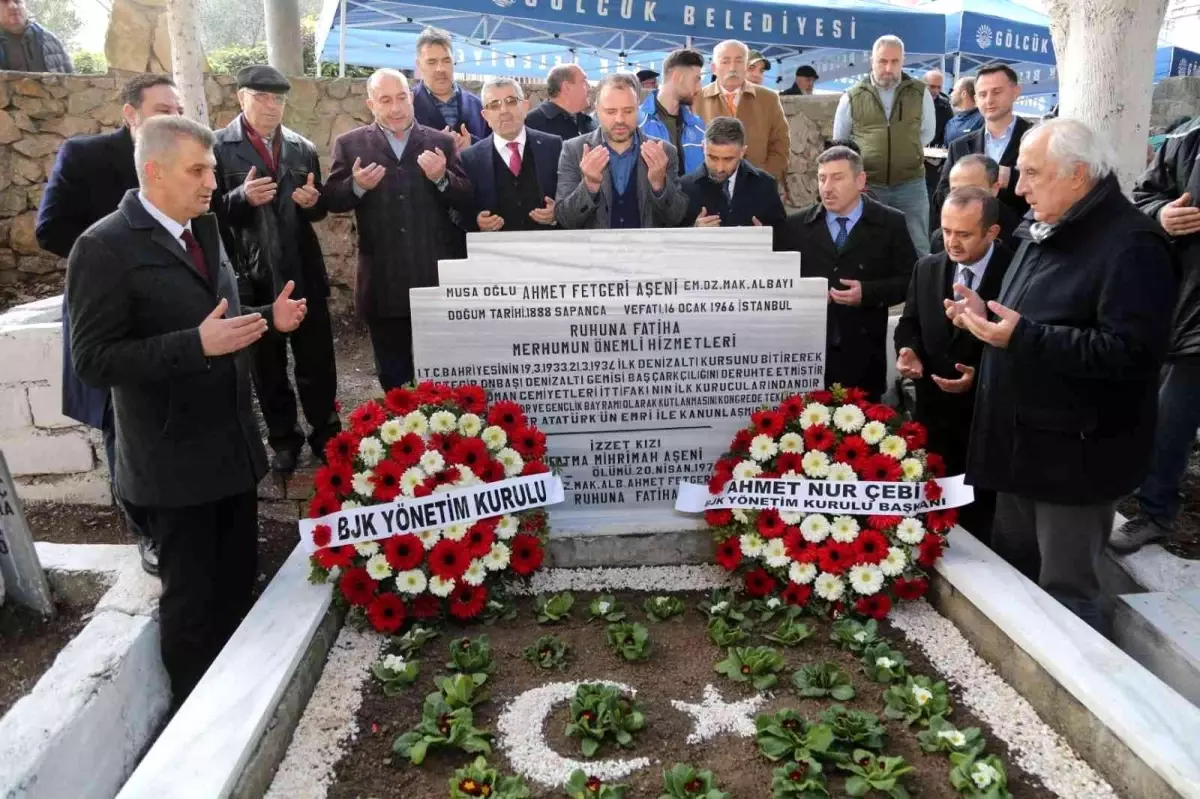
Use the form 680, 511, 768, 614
410, 228, 827, 539
0, 450, 55, 615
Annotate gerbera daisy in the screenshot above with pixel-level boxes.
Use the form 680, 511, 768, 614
733, 460, 763, 480
739, 532, 766, 558
854, 529, 889, 564
365, 553, 393, 581
751, 409, 786, 438
384, 387, 418, 416
744, 567, 776, 598
756, 508, 785, 539
315, 464, 353, 497
351, 470, 375, 499
779, 432, 804, 453
429, 410, 458, 434
496, 447, 525, 477
855, 594, 892, 620
484, 542, 510, 571
779, 394, 806, 420
510, 534, 545, 575
801, 450, 830, 478
462, 559, 488, 586
706, 509, 734, 527
879, 435, 908, 460
457, 412, 484, 438
799, 402, 831, 429
830, 516, 860, 543
789, 561, 817, 584
764, 537, 790, 568
834, 435, 868, 466
865, 404, 897, 422
814, 572, 845, 602
818, 542, 856, 574
366, 594, 405, 633
378, 419, 405, 445
781, 582, 812, 606
832, 404, 866, 433
402, 410, 429, 435
465, 523, 496, 558
800, 514, 831, 543
901, 457, 924, 482
409, 594, 442, 618
428, 574, 456, 597
879, 547, 908, 577
896, 517, 926, 545
893, 576, 929, 601
452, 385, 487, 414
496, 514, 519, 539
487, 400, 527, 432
481, 425, 508, 451
428, 539, 470, 580
348, 400, 386, 436
510, 426, 548, 460
714, 537, 742, 571
898, 420, 928, 450
860, 421, 888, 445
419, 449, 446, 475
917, 536, 945, 567
848, 564, 884, 595
750, 433, 779, 462
863, 454, 903, 482
371, 460, 405, 502
315, 544, 354, 570
449, 437, 489, 470
828, 462, 858, 482
308, 491, 341, 519
448, 583, 488, 620
383, 534, 424, 571
803, 424, 835, 452
338, 567, 377, 606
731, 429, 754, 455
354, 540, 380, 557
311, 524, 332, 548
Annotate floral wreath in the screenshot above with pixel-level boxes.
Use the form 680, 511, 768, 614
308, 382, 551, 632
705, 385, 956, 619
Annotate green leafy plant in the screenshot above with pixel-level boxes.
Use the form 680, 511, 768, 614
524, 635, 570, 670
643, 595, 686, 622
435, 673, 489, 709
393, 693, 491, 765
447, 635, 494, 684
481, 591, 520, 624
819, 705, 886, 755
698, 589, 749, 623
390, 625, 439, 657
716, 646, 786, 690
565, 683, 646, 757
565, 769, 631, 797
754, 596, 790, 624
707, 616, 751, 647
917, 716, 983, 755
948, 751, 1012, 798
370, 654, 420, 696
448, 756, 531, 798
793, 663, 856, 701
755, 709, 835, 762
883, 675, 951, 727
830, 618, 879, 653
536, 592, 576, 623
771, 758, 830, 798
764, 608, 814, 647
587, 594, 627, 623
839, 750, 914, 798
860, 642, 909, 684
606, 622, 651, 661
659, 763, 731, 798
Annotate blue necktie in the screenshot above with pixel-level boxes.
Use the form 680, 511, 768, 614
723, 179, 733, 203
834, 217, 850, 251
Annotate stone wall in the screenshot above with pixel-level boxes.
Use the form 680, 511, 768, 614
1151, 76, 1200, 132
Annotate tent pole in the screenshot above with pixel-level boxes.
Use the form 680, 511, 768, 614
686, 35, 692, 48
338, 0, 347, 77
953, 52, 961, 81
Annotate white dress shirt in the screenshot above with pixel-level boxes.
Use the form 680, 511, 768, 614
493, 127, 528, 161
137, 191, 192, 249
954, 242, 995, 295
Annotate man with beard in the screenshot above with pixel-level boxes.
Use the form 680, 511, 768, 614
682, 116, 786, 240
555, 72, 688, 229
638, 47, 707, 176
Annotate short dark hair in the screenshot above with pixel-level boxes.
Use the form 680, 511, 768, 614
546, 64, 580, 99
976, 62, 1019, 85
955, 76, 976, 100
955, 153, 1000, 185
597, 72, 640, 99
416, 27, 453, 56
705, 116, 745, 147
945, 186, 1000, 231
120, 73, 176, 108
825, 138, 861, 156
817, 145, 863, 176
663, 48, 705, 75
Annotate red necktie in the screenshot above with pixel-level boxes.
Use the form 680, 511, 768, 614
507, 141, 522, 177
180, 229, 210, 282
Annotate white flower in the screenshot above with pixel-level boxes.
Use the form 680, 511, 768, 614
358, 436, 385, 468
799, 402, 831, 429
417, 527, 440, 550
779, 432, 804, 453
848, 564, 885, 595
458, 413, 483, 438
828, 462, 858, 482
938, 729, 968, 748
764, 538, 790, 568
879, 435, 908, 460
481, 425, 508, 451
428, 574, 455, 597
831, 516, 860, 543
875, 656, 897, 669
365, 554, 392, 581
497, 447, 525, 477
732, 460, 763, 480
484, 542, 510, 571
354, 540, 380, 556
463, 559, 488, 586
496, 515, 519, 539
860, 420, 888, 445
596, 600, 612, 614
971, 762, 1001, 790
832, 404, 866, 433
394, 569, 428, 595
766, 597, 782, 609
341, 499, 362, 510
711, 601, 729, 613
420, 449, 445, 475
402, 410, 429, 435
901, 457, 924, 482
352, 470, 375, 498
789, 562, 817, 584
442, 522, 469, 542
802, 450, 830, 478
401, 466, 427, 497
853, 631, 869, 643
896, 517, 926, 545
800, 514, 830, 543
780, 510, 805, 525
381, 654, 407, 672
378, 419, 405, 445
732, 509, 751, 524
750, 434, 779, 462
814, 572, 845, 602
880, 547, 908, 577
739, 532, 765, 558
912, 684, 933, 705
455, 465, 480, 487
429, 410, 458, 434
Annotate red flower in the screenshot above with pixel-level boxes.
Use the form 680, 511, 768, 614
476, 459, 506, 483
715, 456, 739, 476
854, 529, 889, 564
487, 400, 527, 432
315, 544, 354, 570
367, 593, 406, 633
315, 464, 353, 497
863, 454, 903, 482
384, 387, 419, 415
448, 583, 488, 620
339, 567, 377, 606
775, 451, 803, 474
510, 534, 545, 575
781, 582, 812, 606
714, 537, 742, 571
371, 460, 405, 502
433, 465, 462, 487
389, 433, 425, 468
383, 534, 424, 571
511, 426, 548, 460
818, 542, 856, 574
324, 431, 360, 466
744, 567, 776, 598
893, 576, 930, 601
925, 453, 947, 478
784, 528, 814, 562
925, 508, 958, 533
834, 435, 868, 466
730, 428, 754, 454
751, 409, 786, 438
924, 479, 943, 502
807, 389, 834, 404
804, 424, 835, 452
756, 508, 785, 539
779, 394, 806, 420
708, 472, 731, 495
854, 594, 892, 620
899, 421, 928, 450
843, 387, 868, 404
428, 539, 470, 580
453, 384, 487, 414
465, 523, 496, 558
917, 535, 945, 568
414, 476, 438, 497
429, 432, 462, 458
868, 515, 904, 531
449, 437, 489, 470
521, 460, 550, 476
865, 404, 897, 422
308, 491, 342, 519
519, 511, 547, 533
410, 594, 442, 618
311, 524, 333, 548
349, 400, 387, 436
705, 509, 734, 527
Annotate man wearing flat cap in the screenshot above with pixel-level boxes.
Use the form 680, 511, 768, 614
212, 65, 340, 474
637, 69, 659, 90
781, 65, 819, 96
746, 50, 769, 86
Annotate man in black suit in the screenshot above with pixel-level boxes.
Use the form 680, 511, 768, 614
779, 145, 916, 399
67, 115, 308, 705
458, 76, 562, 233
934, 63, 1031, 218
683, 116, 786, 239
36, 73, 182, 575
896, 187, 1013, 542
212, 65, 340, 474
525, 64, 597, 142
930, 154, 1020, 253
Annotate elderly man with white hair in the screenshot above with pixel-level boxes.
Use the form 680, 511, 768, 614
946, 118, 1179, 633
833, 35, 937, 255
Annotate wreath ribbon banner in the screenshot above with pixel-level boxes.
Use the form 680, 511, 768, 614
675, 475, 974, 516
299, 473, 565, 553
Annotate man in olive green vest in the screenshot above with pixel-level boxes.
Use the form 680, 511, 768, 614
832, 35, 936, 256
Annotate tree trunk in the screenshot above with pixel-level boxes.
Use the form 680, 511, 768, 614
167, 0, 209, 125
1044, 0, 1169, 190
264, 0, 304, 77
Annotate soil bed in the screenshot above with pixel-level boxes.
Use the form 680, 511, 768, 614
329, 592, 1045, 798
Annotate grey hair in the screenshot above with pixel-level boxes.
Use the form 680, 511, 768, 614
1028, 117, 1116, 181
924, 68, 944, 81
367, 68, 409, 98
713, 40, 749, 60
481, 76, 524, 103
817, 144, 863, 176
597, 72, 640, 98
416, 26, 453, 55
954, 153, 1000, 185
705, 116, 745, 147
134, 115, 214, 183
546, 64, 581, 98
872, 35, 905, 58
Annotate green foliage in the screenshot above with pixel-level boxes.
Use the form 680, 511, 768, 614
715, 646, 785, 690
70, 50, 107, 75
370, 655, 420, 696
606, 622, 651, 661
565, 683, 646, 758
564, 769, 631, 797
830, 618, 879, 653
916, 716, 983, 756
448, 756, 531, 798
839, 750, 914, 798
754, 709, 835, 763
524, 635, 570, 670
27, 0, 82, 50
587, 594, 628, 623
308, 560, 330, 584
770, 758, 830, 798
392, 694, 491, 765
659, 763, 731, 799
707, 616, 751, 647
860, 642, 909, 684
948, 751, 1011, 798
818, 705, 886, 756
754, 596, 790, 624
764, 608, 814, 647
698, 589, 750, 623
447, 635, 494, 684
207, 43, 269, 76
643, 595, 686, 622
883, 675, 951, 727
792, 663, 856, 701
391, 625, 439, 657
536, 592, 576, 623
481, 589, 520, 624
435, 673, 489, 709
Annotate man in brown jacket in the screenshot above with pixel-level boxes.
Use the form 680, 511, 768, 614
694, 40, 790, 182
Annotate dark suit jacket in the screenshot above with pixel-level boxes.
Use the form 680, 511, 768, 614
893, 243, 1013, 472
324, 123, 472, 319
681, 159, 787, 243
412, 82, 489, 143
457, 128, 562, 230
779, 196, 916, 398
524, 100, 597, 142
934, 116, 1033, 217
67, 191, 270, 508
36, 126, 140, 429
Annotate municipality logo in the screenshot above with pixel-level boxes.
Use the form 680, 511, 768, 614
492, 0, 515, 7
975, 24, 994, 49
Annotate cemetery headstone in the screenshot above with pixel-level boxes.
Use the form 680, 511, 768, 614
0, 450, 55, 615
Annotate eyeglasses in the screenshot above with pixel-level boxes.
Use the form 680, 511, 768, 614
483, 96, 521, 112
246, 90, 287, 106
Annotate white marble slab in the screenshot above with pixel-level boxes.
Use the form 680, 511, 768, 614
117, 544, 333, 799
936, 527, 1200, 798
35, 541, 161, 617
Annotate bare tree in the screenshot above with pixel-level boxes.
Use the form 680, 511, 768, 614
167, 0, 209, 125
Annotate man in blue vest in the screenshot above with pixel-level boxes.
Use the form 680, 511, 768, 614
638, 48, 707, 176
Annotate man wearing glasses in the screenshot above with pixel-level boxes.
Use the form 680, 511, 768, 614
212, 65, 341, 474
